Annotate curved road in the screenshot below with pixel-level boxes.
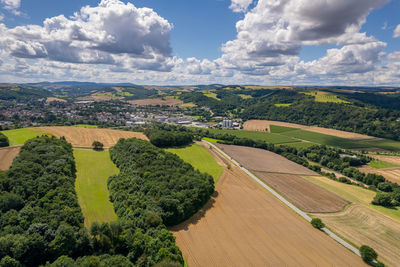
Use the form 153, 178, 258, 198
204, 140, 361, 257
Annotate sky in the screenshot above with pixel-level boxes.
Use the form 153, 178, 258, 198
0, 0, 400, 86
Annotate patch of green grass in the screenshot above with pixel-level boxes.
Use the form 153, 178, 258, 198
302, 175, 400, 221
74, 149, 118, 228
74, 124, 98, 128
360, 139, 400, 152
166, 144, 223, 183
281, 142, 317, 149
274, 103, 292, 107
207, 128, 299, 144
1, 128, 49, 146
369, 160, 398, 169
279, 129, 368, 149
180, 102, 197, 108
270, 125, 297, 133
202, 137, 220, 143
238, 94, 252, 99
202, 91, 220, 100
304, 91, 349, 103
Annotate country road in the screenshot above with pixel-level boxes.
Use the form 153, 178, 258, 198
203, 140, 362, 258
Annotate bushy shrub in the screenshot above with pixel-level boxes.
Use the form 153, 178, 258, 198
359, 245, 378, 263
311, 218, 325, 229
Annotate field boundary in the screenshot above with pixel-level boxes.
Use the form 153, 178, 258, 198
204, 140, 362, 257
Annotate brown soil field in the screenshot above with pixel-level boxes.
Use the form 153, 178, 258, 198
171, 165, 365, 266
254, 172, 348, 212
0, 146, 21, 170
128, 98, 183, 106
46, 97, 67, 103
358, 165, 400, 184
77, 94, 124, 101
216, 144, 316, 175
38, 126, 148, 148
243, 120, 373, 140
315, 204, 400, 266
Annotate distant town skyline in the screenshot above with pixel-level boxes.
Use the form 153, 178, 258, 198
0, 0, 400, 86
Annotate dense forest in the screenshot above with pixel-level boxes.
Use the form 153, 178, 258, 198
0, 133, 9, 147
0, 85, 52, 102
144, 129, 193, 148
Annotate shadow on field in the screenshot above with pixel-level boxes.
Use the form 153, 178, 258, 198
170, 191, 219, 231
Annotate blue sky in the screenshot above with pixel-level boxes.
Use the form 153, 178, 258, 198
0, 0, 400, 85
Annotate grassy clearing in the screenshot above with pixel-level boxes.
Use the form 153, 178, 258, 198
180, 102, 197, 108
202, 137, 220, 143
74, 149, 118, 228
207, 128, 299, 144
166, 144, 223, 183
305, 91, 349, 103
1, 128, 49, 146
302, 175, 400, 221
274, 103, 292, 107
74, 124, 98, 128
369, 159, 398, 169
238, 94, 252, 99
203, 92, 220, 100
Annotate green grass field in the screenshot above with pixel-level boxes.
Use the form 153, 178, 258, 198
369, 160, 398, 169
202, 137, 220, 143
305, 91, 349, 103
203, 92, 220, 100
238, 94, 252, 99
302, 175, 400, 221
74, 149, 118, 228
166, 144, 223, 183
270, 125, 297, 133
207, 128, 300, 144
1, 128, 49, 146
274, 103, 292, 107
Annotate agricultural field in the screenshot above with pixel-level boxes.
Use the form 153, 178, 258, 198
46, 97, 67, 103
74, 149, 118, 228
274, 103, 291, 107
304, 91, 349, 103
38, 126, 148, 148
202, 91, 220, 100
1, 127, 49, 145
370, 154, 400, 166
238, 94, 252, 99
74, 124, 99, 128
166, 143, 223, 182
179, 102, 197, 108
171, 164, 364, 266
254, 172, 348, 213
207, 128, 300, 144
369, 159, 398, 169
216, 144, 315, 175
358, 165, 400, 184
243, 120, 373, 140
128, 98, 183, 106
315, 205, 400, 267
0, 146, 21, 170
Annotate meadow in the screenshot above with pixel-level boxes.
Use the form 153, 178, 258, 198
1, 127, 48, 145
305, 91, 349, 103
166, 143, 223, 182
74, 149, 118, 228
369, 159, 398, 169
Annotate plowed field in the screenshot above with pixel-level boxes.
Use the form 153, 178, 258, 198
254, 172, 348, 212
38, 126, 147, 148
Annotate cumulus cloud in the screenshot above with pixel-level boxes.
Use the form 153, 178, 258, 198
0, 0, 172, 70
1, 0, 20, 15
230, 0, 253, 13
394, 25, 400, 38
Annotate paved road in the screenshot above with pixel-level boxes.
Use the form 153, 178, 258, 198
204, 140, 361, 257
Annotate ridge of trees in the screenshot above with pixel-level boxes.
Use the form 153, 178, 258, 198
0, 133, 9, 147
144, 129, 193, 148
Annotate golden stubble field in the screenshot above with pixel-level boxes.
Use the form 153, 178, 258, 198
244, 120, 373, 140
0, 146, 21, 170
38, 126, 148, 148
171, 163, 365, 266
128, 98, 183, 106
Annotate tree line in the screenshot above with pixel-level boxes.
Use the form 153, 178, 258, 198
0, 133, 9, 147
144, 129, 193, 148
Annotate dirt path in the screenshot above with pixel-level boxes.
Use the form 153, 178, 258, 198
0, 146, 21, 170
171, 162, 365, 266
244, 120, 373, 140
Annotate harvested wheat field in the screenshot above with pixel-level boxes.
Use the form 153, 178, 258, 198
358, 165, 400, 184
38, 126, 148, 148
46, 97, 67, 103
216, 144, 316, 175
128, 98, 183, 106
315, 204, 400, 266
370, 154, 400, 166
244, 120, 373, 140
254, 172, 348, 212
171, 165, 364, 266
0, 146, 21, 170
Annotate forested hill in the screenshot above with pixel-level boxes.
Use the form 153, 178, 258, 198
0, 84, 52, 102
179, 88, 400, 141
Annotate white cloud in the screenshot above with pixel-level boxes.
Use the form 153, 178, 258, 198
0, 0, 172, 70
1, 0, 20, 15
230, 0, 253, 13
394, 25, 400, 38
